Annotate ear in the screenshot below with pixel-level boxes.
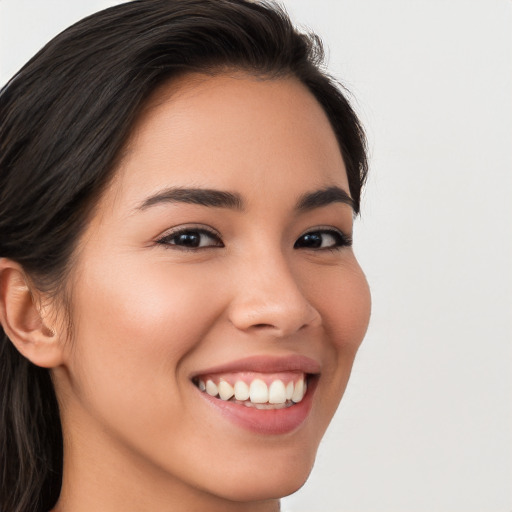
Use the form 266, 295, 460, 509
0, 258, 65, 368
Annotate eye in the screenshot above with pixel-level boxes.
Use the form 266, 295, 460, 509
156, 227, 223, 249
294, 229, 352, 250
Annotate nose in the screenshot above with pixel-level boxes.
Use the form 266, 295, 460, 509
227, 255, 322, 338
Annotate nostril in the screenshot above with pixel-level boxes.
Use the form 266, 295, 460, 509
252, 322, 306, 332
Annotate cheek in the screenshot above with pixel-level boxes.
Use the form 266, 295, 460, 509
306, 257, 371, 392
333, 267, 371, 351
67, 256, 226, 407
76, 255, 222, 342
313, 259, 371, 350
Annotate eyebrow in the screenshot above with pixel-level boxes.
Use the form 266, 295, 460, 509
137, 185, 353, 212
296, 186, 354, 212
137, 187, 244, 211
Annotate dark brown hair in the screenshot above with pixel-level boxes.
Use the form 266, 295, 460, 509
0, 1, 368, 510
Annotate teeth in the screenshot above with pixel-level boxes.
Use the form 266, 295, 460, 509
206, 380, 218, 397
285, 381, 294, 400
234, 380, 250, 401
249, 379, 269, 404
268, 380, 286, 404
218, 380, 234, 401
254, 402, 287, 410
198, 375, 308, 406
291, 378, 304, 403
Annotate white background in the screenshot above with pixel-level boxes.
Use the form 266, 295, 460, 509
1, 1, 511, 511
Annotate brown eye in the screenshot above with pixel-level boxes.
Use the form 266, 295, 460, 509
294, 229, 351, 250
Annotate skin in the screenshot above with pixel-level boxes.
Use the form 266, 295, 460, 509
47, 73, 371, 512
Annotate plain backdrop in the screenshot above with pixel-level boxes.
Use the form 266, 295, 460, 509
1, 1, 511, 511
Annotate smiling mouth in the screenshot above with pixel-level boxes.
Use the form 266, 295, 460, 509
192, 372, 310, 410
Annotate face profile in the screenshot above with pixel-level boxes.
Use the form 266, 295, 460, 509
0, 2, 370, 511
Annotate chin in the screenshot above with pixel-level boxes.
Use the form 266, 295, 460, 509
215, 472, 311, 503
201, 446, 317, 503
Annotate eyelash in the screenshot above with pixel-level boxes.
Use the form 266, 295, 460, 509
156, 227, 224, 250
294, 228, 352, 250
156, 226, 352, 251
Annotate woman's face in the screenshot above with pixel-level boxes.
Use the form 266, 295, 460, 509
53, 73, 371, 508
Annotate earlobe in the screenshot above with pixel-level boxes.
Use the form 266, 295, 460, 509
0, 258, 64, 368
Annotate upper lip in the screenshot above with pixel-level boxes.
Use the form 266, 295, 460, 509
190, 354, 321, 379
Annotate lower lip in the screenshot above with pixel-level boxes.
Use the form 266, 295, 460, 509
197, 377, 317, 435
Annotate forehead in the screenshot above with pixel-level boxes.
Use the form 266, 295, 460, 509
106, 72, 349, 211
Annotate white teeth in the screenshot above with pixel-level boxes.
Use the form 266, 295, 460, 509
198, 375, 308, 405
235, 399, 293, 410
291, 378, 304, 403
249, 379, 269, 404
285, 381, 294, 400
254, 402, 286, 410
268, 380, 286, 404
206, 380, 218, 397
218, 380, 234, 401
234, 380, 250, 401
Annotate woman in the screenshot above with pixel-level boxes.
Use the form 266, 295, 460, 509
0, 1, 371, 511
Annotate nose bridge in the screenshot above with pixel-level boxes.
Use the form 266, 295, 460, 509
228, 246, 321, 337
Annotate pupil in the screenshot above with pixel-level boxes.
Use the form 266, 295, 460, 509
302, 233, 321, 248
178, 233, 199, 246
